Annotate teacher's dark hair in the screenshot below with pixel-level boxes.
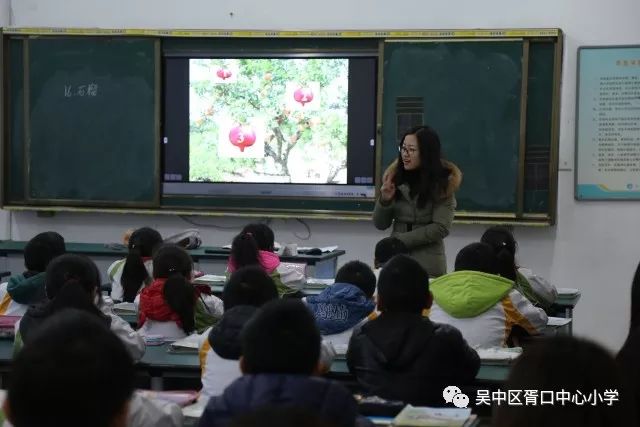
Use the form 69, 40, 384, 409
394, 125, 450, 208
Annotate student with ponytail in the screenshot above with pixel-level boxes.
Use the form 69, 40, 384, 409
481, 226, 557, 311
227, 223, 305, 297
108, 227, 163, 302
17, 254, 145, 360
138, 245, 223, 340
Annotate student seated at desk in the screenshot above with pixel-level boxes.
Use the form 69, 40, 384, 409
305, 260, 377, 349
347, 255, 479, 406
0, 231, 66, 316
481, 226, 558, 312
138, 245, 223, 340
494, 336, 636, 426
429, 242, 548, 348
373, 236, 408, 279
199, 299, 363, 427
7, 309, 182, 427
108, 227, 163, 302
200, 266, 279, 399
227, 224, 305, 297
5, 309, 135, 427
17, 254, 145, 360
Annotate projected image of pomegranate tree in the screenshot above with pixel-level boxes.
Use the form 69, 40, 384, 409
189, 58, 348, 184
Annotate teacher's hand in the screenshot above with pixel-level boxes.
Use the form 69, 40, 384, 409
380, 174, 396, 203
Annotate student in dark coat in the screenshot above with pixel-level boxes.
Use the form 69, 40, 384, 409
199, 299, 369, 427
347, 254, 479, 406
617, 260, 640, 426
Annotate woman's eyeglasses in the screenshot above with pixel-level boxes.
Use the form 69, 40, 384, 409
399, 145, 418, 155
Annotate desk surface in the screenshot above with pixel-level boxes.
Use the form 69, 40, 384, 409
0, 338, 509, 386
0, 339, 12, 364
138, 344, 200, 370
137, 343, 509, 383
554, 293, 581, 307
329, 359, 509, 383
0, 241, 345, 264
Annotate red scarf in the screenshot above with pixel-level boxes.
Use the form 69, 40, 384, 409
138, 278, 182, 328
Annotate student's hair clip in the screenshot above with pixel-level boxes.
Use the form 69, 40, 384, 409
168, 267, 177, 273
244, 232, 253, 237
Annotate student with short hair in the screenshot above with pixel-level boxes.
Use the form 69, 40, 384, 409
108, 227, 163, 302
347, 255, 479, 406
199, 266, 279, 398
0, 231, 66, 316
17, 254, 145, 360
305, 260, 377, 348
227, 223, 305, 296
495, 336, 636, 427
429, 242, 548, 348
198, 299, 361, 427
138, 244, 223, 340
5, 309, 135, 427
374, 236, 408, 269
481, 226, 557, 311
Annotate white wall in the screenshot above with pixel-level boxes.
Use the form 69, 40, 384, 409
7, 0, 640, 352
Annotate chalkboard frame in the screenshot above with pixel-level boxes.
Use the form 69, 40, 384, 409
21, 36, 162, 207
0, 28, 562, 224
380, 36, 562, 224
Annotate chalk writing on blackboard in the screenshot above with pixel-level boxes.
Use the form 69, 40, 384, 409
64, 83, 99, 98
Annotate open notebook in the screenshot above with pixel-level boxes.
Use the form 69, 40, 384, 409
192, 275, 226, 285
393, 405, 476, 427
136, 390, 199, 407
113, 302, 137, 314
168, 334, 204, 354
475, 347, 522, 365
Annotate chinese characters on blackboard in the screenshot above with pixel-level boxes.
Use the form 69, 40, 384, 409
64, 83, 99, 97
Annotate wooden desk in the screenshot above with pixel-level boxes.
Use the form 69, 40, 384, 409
327, 359, 509, 385
0, 339, 13, 387
0, 241, 345, 279
138, 344, 511, 390
552, 293, 581, 318
550, 291, 581, 334
136, 344, 201, 390
0, 337, 512, 394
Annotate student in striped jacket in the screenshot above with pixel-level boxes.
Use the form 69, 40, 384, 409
429, 242, 548, 348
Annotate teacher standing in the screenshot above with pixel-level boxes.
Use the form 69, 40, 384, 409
373, 125, 462, 277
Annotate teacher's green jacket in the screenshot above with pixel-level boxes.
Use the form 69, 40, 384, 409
373, 160, 462, 277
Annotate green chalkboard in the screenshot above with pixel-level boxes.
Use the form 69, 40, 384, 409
24, 37, 159, 205
382, 41, 524, 213
523, 42, 555, 214
3, 33, 559, 221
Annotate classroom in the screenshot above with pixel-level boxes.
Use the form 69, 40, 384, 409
0, 0, 637, 426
